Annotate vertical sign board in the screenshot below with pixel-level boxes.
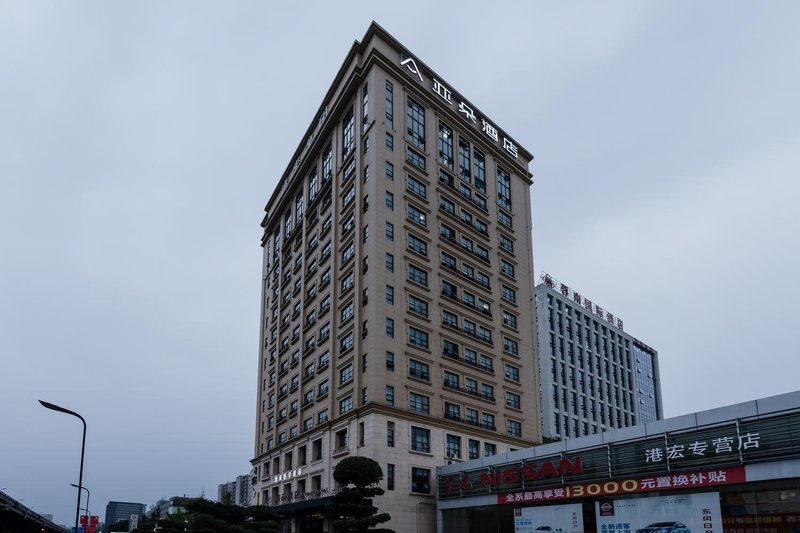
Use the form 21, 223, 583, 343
595, 492, 722, 533
515, 503, 585, 533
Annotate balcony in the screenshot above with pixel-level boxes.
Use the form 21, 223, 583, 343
332, 446, 349, 458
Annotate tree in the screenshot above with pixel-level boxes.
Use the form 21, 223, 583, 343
327, 457, 394, 533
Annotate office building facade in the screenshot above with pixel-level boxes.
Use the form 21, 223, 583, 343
535, 273, 662, 440
104, 502, 146, 529
251, 22, 541, 532
218, 475, 253, 507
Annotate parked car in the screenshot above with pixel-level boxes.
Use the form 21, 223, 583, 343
636, 522, 690, 533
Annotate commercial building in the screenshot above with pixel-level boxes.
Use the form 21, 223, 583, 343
104, 502, 146, 529
251, 22, 541, 532
437, 390, 800, 533
536, 273, 662, 440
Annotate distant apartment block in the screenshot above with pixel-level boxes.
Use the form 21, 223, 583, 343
536, 273, 662, 440
217, 475, 253, 507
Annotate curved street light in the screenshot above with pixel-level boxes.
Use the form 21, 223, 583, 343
39, 401, 86, 533
70, 484, 90, 531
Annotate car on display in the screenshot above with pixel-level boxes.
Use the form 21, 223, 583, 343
636, 522, 691, 533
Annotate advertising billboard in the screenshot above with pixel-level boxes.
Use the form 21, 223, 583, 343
595, 492, 722, 533
514, 503, 584, 533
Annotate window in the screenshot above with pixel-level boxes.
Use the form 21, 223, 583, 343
504, 337, 519, 355
409, 392, 430, 414
482, 412, 495, 430
363, 225, 369, 243
506, 391, 521, 410
443, 371, 459, 390
386, 285, 394, 304
386, 318, 394, 338
442, 280, 457, 299
441, 251, 457, 271
308, 171, 318, 201
502, 310, 518, 329
442, 310, 458, 328
507, 419, 522, 437
501, 285, 517, 303
500, 259, 515, 278
318, 379, 329, 397
463, 319, 476, 337
340, 364, 353, 384
385, 253, 394, 272
318, 408, 328, 423
407, 204, 427, 226
446, 434, 461, 459
387, 463, 395, 490
479, 354, 493, 372
440, 399, 460, 424
458, 140, 471, 181
476, 271, 490, 289
438, 123, 453, 168
318, 351, 330, 368
480, 383, 494, 401
342, 108, 354, 158
408, 264, 428, 287
465, 407, 479, 424
341, 241, 355, 263
411, 427, 430, 453
340, 332, 354, 353
484, 442, 497, 456
464, 348, 478, 368
408, 148, 426, 173
362, 82, 369, 127
341, 270, 354, 292
339, 396, 353, 414
386, 351, 395, 371
473, 149, 486, 192
440, 223, 456, 243
408, 295, 429, 317
407, 97, 425, 149
409, 359, 429, 381
468, 439, 480, 460
343, 186, 355, 209
386, 222, 394, 241
500, 234, 514, 253
497, 166, 511, 210
385, 191, 394, 210
318, 323, 331, 341
411, 467, 431, 493
385, 80, 393, 128
498, 210, 513, 229
504, 364, 520, 382
406, 175, 427, 198
341, 301, 354, 322
386, 132, 394, 150
409, 327, 429, 349
439, 195, 455, 215
479, 326, 492, 344
407, 233, 427, 256
386, 386, 394, 407
443, 339, 458, 358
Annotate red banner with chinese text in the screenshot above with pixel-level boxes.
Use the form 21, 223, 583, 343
497, 466, 746, 505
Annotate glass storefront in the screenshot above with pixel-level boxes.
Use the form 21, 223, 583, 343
442, 481, 800, 533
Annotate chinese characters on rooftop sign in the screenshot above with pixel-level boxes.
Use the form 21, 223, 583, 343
541, 272, 624, 330
645, 433, 760, 463
400, 54, 519, 160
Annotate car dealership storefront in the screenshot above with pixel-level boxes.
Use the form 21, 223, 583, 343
437, 392, 800, 533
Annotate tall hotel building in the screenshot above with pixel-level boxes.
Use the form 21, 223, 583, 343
251, 23, 541, 532
536, 273, 663, 441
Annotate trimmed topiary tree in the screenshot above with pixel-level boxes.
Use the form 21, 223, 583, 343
327, 457, 394, 533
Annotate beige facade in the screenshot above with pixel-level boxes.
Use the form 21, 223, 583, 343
251, 22, 541, 533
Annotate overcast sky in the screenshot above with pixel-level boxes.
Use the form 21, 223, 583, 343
1, 0, 798, 527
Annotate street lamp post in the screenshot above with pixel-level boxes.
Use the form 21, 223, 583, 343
39, 401, 86, 533
70, 484, 90, 531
